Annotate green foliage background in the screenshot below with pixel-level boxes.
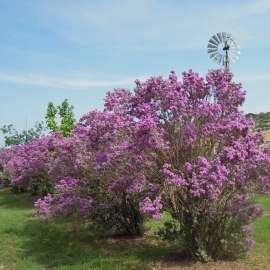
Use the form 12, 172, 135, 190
246, 112, 270, 131
45, 99, 76, 137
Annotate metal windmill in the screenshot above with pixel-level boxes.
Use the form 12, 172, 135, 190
207, 32, 241, 73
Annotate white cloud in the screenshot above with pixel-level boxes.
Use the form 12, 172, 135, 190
0, 73, 148, 89
25, 0, 270, 50
2, 71, 268, 90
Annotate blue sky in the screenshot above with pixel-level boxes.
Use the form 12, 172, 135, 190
1, 0, 270, 147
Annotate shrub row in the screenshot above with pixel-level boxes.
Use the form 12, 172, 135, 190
1, 69, 270, 261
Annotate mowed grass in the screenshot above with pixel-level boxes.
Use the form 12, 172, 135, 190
1, 188, 270, 270
251, 195, 270, 254
0, 188, 179, 270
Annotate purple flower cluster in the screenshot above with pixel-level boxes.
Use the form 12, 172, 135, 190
33, 176, 93, 230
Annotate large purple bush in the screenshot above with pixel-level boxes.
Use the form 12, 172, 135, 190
71, 108, 164, 235
125, 69, 270, 260
87, 69, 270, 259
1, 69, 270, 260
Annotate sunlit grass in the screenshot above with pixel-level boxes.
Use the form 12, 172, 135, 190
0, 188, 179, 269
0, 188, 270, 269
251, 195, 270, 255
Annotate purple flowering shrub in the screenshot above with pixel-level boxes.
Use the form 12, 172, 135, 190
80, 69, 269, 259
2, 136, 54, 195
73, 108, 164, 235
45, 131, 92, 182
31, 132, 98, 231
1, 69, 270, 260
1, 131, 92, 196
125, 69, 270, 260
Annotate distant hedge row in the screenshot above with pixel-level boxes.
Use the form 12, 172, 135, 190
246, 112, 270, 130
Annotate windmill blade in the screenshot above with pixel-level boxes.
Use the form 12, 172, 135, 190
207, 44, 218, 49
229, 52, 239, 59
217, 55, 222, 64
228, 44, 240, 51
222, 32, 227, 41
228, 53, 238, 60
212, 34, 220, 44
228, 40, 238, 46
229, 44, 240, 49
229, 50, 239, 56
228, 54, 236, 63
230, 51, 241, 55
213, 54, 221, 63
226, 33, 232, 40
208, 38, 219, 46
229, 46, 241, 53
228, 37, 237, 46
209, 52, 219, 59
220, 55, 223, 64
207, 48, 218, 52
230, 48, 241, 54
207, 48, 218, 53
217, 32, 223, 43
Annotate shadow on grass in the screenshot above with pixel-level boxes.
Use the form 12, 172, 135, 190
1, 188, 192, 269
0, 188, 40, 210
3, 212, 187, 269
4, 218, 101, 268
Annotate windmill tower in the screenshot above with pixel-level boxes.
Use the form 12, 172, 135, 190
207, 32, 241, 73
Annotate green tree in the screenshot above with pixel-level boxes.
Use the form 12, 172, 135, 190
45, 99, 76, 137
0, 121, 46, 147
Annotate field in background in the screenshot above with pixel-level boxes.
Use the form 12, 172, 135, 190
264, 130, 270, 141
1, 188, 270, 269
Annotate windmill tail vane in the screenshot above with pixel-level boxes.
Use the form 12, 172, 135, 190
207, 32, 241, 73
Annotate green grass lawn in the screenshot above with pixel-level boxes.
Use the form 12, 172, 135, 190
0, 188, 180, 270
1, 188, 270, 269
251, 195, 270, 254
